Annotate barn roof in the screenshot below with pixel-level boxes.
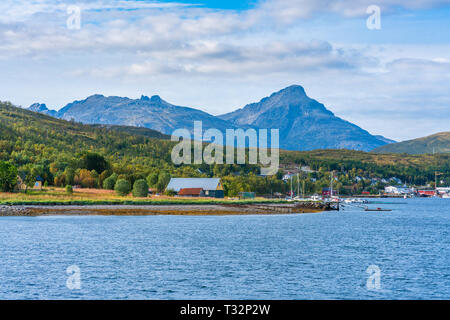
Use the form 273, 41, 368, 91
166, 178, 221, 192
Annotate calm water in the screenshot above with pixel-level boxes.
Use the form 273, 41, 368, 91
0, 198, 449, 300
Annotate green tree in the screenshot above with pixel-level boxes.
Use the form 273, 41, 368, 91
103, 173, 118, 190
0, 161, 18, 192
23, 165, 40, 192
156, 171, 171, 192
81, 152, 109, 173
132, 179, 149, 197
146, 172, 159, 187
114, 179, 131, 196
64, 168, 75, 186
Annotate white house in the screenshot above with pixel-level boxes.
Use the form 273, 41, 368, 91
436, 187, 450, 195
384, 186, 412, 194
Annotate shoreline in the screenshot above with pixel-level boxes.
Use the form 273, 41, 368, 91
0, 203, 330, 216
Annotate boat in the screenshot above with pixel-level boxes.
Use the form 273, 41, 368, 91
344, 198, 368, 204
293, 196, 309, 202
442, 193, 450, 199
364, 207, 392, 212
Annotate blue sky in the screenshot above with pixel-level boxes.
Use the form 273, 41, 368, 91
0, 0, 449, 141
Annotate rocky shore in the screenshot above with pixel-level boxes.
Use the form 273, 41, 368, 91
0, 205, 34, 216
0, 202, 333, 216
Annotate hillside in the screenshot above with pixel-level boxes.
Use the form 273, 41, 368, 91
220, 85, 392, 151
0, 101, 176, 171
29, 85, 392, 152
373, 132, 450, 154
1, 101, 449, 194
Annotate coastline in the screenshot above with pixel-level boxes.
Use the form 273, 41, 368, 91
0, 203, 330, 216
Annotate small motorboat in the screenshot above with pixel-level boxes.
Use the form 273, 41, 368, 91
344, 198, 368, 204
364, 207, 392, 212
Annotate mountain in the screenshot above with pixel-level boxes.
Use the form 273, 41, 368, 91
373, 132, 450, 154
38, 94, 235, 135
28, 85, 393, 151
2, 100, 448, 190
219, 85, 392, 151
28, 103, 58, 117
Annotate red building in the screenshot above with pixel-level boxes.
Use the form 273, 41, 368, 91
418, 190, 435, 197
178, 188, 205, 197
322, 188, 337, 196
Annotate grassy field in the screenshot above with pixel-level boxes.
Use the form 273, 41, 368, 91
0, 188, 286, 206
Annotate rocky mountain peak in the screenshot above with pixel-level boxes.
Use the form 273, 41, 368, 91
28, 103, 49, 112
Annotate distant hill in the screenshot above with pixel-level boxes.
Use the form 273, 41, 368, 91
220, 85, 393, 151
28, 85, 393, 151
373, 132, 450, 154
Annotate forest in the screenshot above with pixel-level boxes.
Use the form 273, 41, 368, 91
0, 101, 449, 197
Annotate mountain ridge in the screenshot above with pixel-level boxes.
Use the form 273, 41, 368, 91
27, 85, 393, 151
219, 85, 393, 151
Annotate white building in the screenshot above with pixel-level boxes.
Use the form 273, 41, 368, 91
282, 173, 295, 182
384, 186, 413, 194
436, 187, 450, 195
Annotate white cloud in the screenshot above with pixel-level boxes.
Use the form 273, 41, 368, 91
258, 0, 450, 22
0, 0, 449, 141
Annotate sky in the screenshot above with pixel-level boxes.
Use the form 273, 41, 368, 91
0, 0, 449, 141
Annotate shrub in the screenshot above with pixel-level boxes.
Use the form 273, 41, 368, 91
114, 179, 131, 196
132, 179, 149, 198
65, 185, 73, 195
165, 189, 176, 196
103, 175, 116, 190
74, 169, 96, 188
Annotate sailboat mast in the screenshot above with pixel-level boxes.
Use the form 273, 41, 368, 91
303, 180, 305, 199
330, 172, 333, 199
290, 175, 293, 199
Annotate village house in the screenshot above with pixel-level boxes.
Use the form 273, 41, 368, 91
384, 186, 412, 195
166, 178, 225, 198
16, 175, 44, 191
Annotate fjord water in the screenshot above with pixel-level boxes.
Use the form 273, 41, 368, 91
0, 198, 448, 300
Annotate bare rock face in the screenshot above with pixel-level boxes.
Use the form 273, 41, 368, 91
31, 94, 236, 136
28, 85, 393, 151
220, 85, 393, 151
